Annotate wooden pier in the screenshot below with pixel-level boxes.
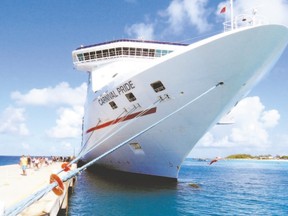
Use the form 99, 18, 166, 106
0, 162, 76, 216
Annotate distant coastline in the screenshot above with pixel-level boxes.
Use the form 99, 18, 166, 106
225, 154, 288, 160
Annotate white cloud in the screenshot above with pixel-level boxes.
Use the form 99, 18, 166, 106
125, 0, 212, 39
197, 96, 280, 151
11, 82, 87, 107
46, 105, 84, 139
125, 23, 155, 40
6, 82, 87, 140
162, 0, 212, 34
0, 106, 29, 136
261, 110, 280, 128
22, 142, 30, 150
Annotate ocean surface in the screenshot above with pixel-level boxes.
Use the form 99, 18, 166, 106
1, 156, 288, 215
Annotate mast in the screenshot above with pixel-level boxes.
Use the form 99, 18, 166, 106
230, 0, 234, 30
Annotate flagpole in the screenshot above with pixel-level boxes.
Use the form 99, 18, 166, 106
230, 0, 234, 30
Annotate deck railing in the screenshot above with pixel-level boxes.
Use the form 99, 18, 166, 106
223, 14, 267, 32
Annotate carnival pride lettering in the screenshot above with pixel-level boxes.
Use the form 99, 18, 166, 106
117, 81, 135, 95
98, 91, 118, 105
98, 81, 135, 105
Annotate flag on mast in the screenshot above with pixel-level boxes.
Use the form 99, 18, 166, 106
220, 6, 226, 14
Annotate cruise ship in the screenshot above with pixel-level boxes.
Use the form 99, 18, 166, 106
72, 11, 288, 179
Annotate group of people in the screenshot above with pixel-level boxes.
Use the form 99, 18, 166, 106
19, 155, 74, 176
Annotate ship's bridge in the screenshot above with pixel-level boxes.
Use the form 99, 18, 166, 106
72, 39, 187, 72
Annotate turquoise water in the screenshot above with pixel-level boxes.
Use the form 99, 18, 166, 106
1, 157, 288, 215
69, 159, 288, 215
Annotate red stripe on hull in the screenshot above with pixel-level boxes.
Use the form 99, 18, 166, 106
86, 107, 157, 133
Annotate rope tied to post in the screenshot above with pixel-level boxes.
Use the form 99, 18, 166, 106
50, 174, 65, 196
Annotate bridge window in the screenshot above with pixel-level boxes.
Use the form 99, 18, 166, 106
123, 47, 129, 55
103, 49, 108, 57
130, 48, 135, 56
90, 51, 96, 59
96, 50, 102, 58
136, 48, 142, 56
116, 47, 122, 55
109, 48, 115, 56
155, 50, 161, 57
84, 53, 90, 60
143, 49, 148, 56
77, 53, 84, 61
149, 49, 155, 57
75, 47, 173, 63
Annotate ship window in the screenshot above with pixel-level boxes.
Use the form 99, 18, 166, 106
77, 53, 84, 61
116, 47, 122, 55
136, 48, 142, 56
143, 49, 148, 56
151, 81, 166, 93
123, 47, 129, 55
155, 49, 161, 57
90, 51, 96, 59
162, 50, 168, 56
109, 48, 115, 56
149, 49, 155, 57
109, 101, 118, 109
96, 50, 102, 58
130, 48, 135, 56
103, 49, 108, 57
84, 52, 90, 60
125, 92, 136, 102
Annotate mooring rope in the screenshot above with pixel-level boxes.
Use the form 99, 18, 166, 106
58, 96, 164, 174
4, 82, 223, 216
78, 108, 129, 157
79, 104, 139, 157
77, 97, 164, 159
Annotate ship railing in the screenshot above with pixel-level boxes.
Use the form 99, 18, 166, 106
223, 14, 267, 32
73, 54, 158, 65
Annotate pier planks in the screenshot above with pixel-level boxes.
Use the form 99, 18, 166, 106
0, 162, 76, 216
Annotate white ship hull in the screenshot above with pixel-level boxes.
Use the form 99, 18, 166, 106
74, 25, 288, 179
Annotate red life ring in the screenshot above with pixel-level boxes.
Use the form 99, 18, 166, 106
50, 174, 64, 196
61, 162, 71, 172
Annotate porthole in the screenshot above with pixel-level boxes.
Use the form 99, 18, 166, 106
129, 142, 145, 155
150, 81, 166, 93
109, 101, 118, 109
129, 143, 142, 150
125, 92, 136, 102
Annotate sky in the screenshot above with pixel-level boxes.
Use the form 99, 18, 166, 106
0, 0, 288, 158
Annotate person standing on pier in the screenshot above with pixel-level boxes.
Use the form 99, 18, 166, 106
19, 155, 28, 175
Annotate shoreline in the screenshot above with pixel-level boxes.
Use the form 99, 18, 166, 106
224, 158, 288, 162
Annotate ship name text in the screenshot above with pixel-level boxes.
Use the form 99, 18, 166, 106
98, 80, 135, 105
